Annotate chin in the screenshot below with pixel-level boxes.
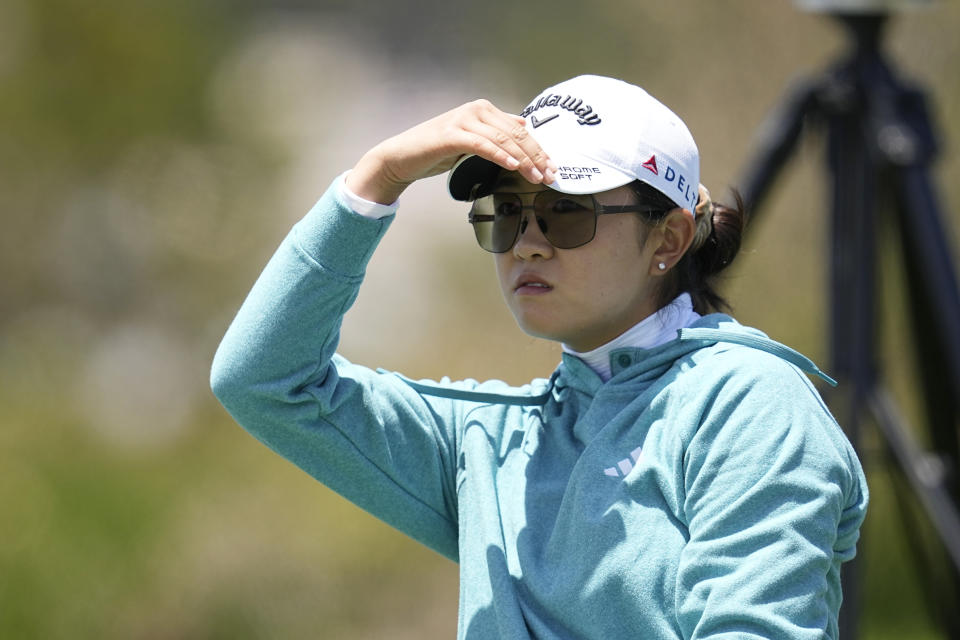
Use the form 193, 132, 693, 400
511, 313, 572, 345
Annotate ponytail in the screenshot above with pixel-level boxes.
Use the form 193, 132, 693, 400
682, 188, 746, 313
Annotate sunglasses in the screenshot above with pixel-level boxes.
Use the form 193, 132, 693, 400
468, 190, 665, 253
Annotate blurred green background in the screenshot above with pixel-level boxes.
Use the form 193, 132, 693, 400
2, 0, 959, 637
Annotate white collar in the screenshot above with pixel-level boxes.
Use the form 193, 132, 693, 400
562, 293, 700, 382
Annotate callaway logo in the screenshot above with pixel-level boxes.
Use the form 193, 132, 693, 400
521, 93, 602, 126
530, 114, 559, 128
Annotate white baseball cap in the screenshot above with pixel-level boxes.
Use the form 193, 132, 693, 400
447, 75, 700, 211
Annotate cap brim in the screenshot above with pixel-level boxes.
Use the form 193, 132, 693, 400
447, 155, 501, 201
541, 149, 635, 195
446, 148, 636, 201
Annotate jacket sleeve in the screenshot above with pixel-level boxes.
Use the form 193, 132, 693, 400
210, 181, 461, 560
675, 352, 868, 639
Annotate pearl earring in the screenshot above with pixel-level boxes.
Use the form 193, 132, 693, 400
658, 262, 667, 271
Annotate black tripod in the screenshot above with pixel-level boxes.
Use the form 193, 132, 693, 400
737, 12, 960, 639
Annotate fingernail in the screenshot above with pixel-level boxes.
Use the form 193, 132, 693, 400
531, 167, 544, 182
506, 156, 520, 169
543, 168, 555, 184
547, 159, 558, 172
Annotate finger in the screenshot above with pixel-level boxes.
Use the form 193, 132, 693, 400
495, 119, 558, 183
463, 120, 550, 183
466, 115, 556, 184
453, 129, 539, 180
477, 110, 554, 167
457, 101, 556, 178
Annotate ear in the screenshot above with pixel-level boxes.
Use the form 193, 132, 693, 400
649, 208, 695, 275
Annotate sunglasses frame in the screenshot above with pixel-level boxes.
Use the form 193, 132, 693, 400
467, 190, 667, 253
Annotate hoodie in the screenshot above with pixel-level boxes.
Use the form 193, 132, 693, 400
211, 181, 868, 640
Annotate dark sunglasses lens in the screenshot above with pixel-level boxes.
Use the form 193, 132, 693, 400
536, 193, 597, 249
471, 195, 522, 253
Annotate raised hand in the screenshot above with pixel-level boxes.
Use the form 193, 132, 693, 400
345, 99, 557, 205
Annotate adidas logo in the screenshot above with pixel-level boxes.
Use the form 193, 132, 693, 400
603, 446, 643, 478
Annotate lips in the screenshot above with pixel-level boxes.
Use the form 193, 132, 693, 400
513, 273, 553, 295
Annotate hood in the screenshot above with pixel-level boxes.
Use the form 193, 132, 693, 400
387, 315, 834, 406
559, 314, 836, 396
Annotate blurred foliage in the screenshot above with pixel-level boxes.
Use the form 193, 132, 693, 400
2, 0, 959, 637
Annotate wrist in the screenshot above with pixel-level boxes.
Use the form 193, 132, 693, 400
345, 147, 410, 205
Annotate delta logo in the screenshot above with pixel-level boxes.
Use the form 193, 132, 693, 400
642, 155, 659, 175
640, 154, 697, 208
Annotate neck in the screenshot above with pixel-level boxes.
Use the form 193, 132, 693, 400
562, 293, 700, 381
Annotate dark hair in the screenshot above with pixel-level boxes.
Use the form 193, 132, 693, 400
628, 181, 747, 314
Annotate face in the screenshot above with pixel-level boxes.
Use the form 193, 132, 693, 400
491, 175, 665, 352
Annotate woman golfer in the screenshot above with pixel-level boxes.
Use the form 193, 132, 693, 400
212, 75, 867, 639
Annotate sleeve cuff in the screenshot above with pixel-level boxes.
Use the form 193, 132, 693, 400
336, 171, 399, 219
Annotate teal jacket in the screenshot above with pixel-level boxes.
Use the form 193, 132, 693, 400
211, 182, 868, 639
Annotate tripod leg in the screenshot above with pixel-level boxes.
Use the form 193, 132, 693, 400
890, 163, 960, 638
893, 164, 960, 432
738, 79, 822, 218
823, 91, 879, 640
868, 388, 960, 636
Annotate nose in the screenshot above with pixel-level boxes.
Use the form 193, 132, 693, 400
512, 209, 555, 260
